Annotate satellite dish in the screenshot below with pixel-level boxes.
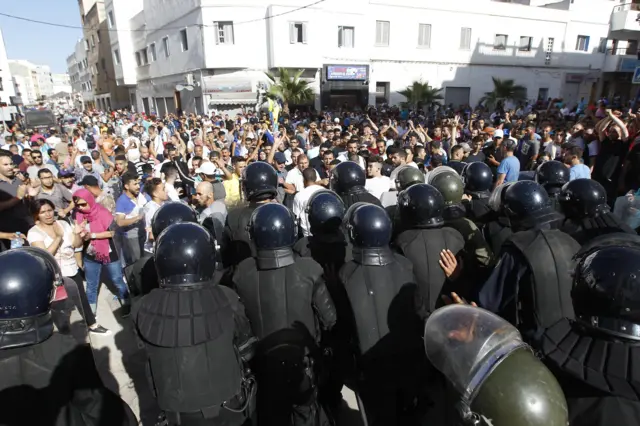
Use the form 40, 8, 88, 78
184, 85, 194, 91
175, 84, 185, 91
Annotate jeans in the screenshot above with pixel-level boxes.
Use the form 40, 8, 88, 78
84, 256, 129, 312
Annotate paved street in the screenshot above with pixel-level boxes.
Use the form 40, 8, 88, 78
86, 289, 363, 426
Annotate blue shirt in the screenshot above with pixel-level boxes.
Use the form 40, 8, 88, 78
570, 163, 591, 180
115, 194, 146, 237
497, 155, 521, 183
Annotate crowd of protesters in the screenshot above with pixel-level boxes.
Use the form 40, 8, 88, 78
1, 95, 639, 333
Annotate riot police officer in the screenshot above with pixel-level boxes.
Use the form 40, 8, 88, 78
233, 203, 336, 426
541, 233, 640, 426
381, 165, 425, 209
461, 161, 493, 224
479, 180, 580, 343
395, 183, 465, 311
535, 160, 569, 213
125, 201, 199, 296
483, 182, 515, 256
429, 166, 494, 292
0, 248, 137, 426
447, 160, 467, 176
133, 223, 256, 426
222, 161, 278, 270
559, 178, 635, 244
340, 202, 427, 426
425, 304, 569, 426
330, 161, 381, 208
292, 190, 352, 418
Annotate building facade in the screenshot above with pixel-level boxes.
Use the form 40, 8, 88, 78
0, 30, 15, 105
97, 0, 640, 114
8, 60, 54, 104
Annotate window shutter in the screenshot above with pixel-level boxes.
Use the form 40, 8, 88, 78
585, 36, 590, 51
228, 23, 234, 44
290, 23, 295, 44
338, 27, 343, 47
214, 22, 220, 44
384, 22, 390, 45
302, 23, 308, 44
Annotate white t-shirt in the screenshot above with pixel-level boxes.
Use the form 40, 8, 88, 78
166, 182, 181, 201
292, 184, 325, 237
124, 136, 141, 149
143, 200, 162, 253
285, 167, 320, 193
27, 221, 78, 277
365, 176, 392, 200
45, 136, 61, 149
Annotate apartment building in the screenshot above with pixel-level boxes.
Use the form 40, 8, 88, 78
98, 0, 640, 115
8, 60, 54, 104
0, 30, 15, 105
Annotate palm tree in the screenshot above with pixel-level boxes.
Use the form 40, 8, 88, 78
480, 77, 527, 110
264, 68, 314, 114
398, 81, 443, 110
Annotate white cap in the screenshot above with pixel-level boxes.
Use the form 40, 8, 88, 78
334, 117, 340, 123
493, 129, 504, 139
195, 161, 216, 175
76, 140, 88, 152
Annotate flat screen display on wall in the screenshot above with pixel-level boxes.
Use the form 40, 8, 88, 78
327, 65, 367, 81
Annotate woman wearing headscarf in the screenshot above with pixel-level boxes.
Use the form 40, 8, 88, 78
73, 188, 130, 316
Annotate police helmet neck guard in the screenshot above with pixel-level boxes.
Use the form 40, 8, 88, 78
0, 313, 54, 350
255, 247, 295, 270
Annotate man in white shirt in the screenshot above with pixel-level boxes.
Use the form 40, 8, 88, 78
292, 168, 325, 237
45, 129, 61, 150
163, 164, 181, 201
337, 140, 366, 169
285, 154, 319, 193
365, 161, 391, 200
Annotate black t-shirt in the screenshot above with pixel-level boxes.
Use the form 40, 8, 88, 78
464, 152, 486, 164
625, 142, 640, 190
594, 138, 628, 182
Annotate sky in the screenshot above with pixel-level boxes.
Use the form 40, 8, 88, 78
0, 0, 83, 74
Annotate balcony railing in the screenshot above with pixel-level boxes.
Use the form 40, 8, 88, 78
613, 2, 640, 13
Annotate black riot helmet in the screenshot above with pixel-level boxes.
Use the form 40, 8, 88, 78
428, 167, 464, 206
151, 201, 198, 239
242, 161, 278, 201
394, 166, 425, 191
248, 203, 297, 249
572, 234, 640, 341
559, 178, 608, 220
535, 160, 570, 190
154, 222, 217, 288
503, 180, 552, 221
330, 161, 365, 194
0, 249, 55, 348
462, 162, 493, 193
381, 162, 393, 177
397, 184, 445, 229
306, 190, 346, 235
448, 160, 468, 176
344, 202, 392, 248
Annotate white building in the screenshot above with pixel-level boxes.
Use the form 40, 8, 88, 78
103, 0, 640, 114
0, 30, 16, 105
52, 73, 72, 95
8, 60, 55, 103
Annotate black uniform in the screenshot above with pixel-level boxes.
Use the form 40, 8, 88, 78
536, 160, 569, 214
340, 203, 427, 426
559, 178, 636, 244
0, 249, 137, 426
233, 203, 336, 426
394, 184, 465, 311
134, 223, 256, 426
461, 162, 493, 224
541, 234, 640, 426
482, 182, 515, 256
330, 160, 382, 208
479, 181, 580, 343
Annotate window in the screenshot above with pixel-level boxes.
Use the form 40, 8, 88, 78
545, 37, 554, 65
375, 20, 390, 46
142, 49, 149, 65
460, 27, 472, 50
338, 26, 355, 48
90, 35, 95, 48
519, 36, 532, 51
214, 21, 235, 45
101, 58, 106, 70
94, 63, 99, 74
289, 22, 307, 44
162, 36, 170, 57
180, 29, 189, 51
96, 31, 100, 43
537, 88, 549, 100
576, 35, 590, 52
494, 34, 508, 50
149, 43, 157, 62
627, 40, 638, 55
84, 39, 89, 51
597, 37, 607, 53
107, 11, 115, 28
135, 51, 141, 66
113, 49, 120, 65
418, 24, 431, 48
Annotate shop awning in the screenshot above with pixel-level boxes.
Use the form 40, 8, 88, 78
207, 91, 257, 105
203, 70, 269, 96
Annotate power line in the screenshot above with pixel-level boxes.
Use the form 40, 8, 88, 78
0, 0, 325, 33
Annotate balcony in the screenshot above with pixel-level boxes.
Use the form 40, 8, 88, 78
603, 48, 640, 72
610, 3, 640, 33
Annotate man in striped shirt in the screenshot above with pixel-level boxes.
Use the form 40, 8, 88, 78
134, 146, 156, 177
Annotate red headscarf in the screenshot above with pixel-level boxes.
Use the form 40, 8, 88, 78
73, 188, 113, 263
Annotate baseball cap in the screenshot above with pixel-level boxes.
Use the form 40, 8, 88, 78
59, 168, 74, 177
195, 162, 216, 175
80, 155, 92, 164
274, 152, 286, 164
334, 117, 340, 123
504, 139, 518, 150
78, 175, 99, 187
76, 140, 88, 152
493, 129, 504, 139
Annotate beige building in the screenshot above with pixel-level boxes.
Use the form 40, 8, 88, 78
78, 0, 128, 110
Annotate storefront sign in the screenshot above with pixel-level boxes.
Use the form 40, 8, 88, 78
620, 58, 640, 73
565, 73, 585, 83
203, 77, 252, 94
327, 65, 368, 81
